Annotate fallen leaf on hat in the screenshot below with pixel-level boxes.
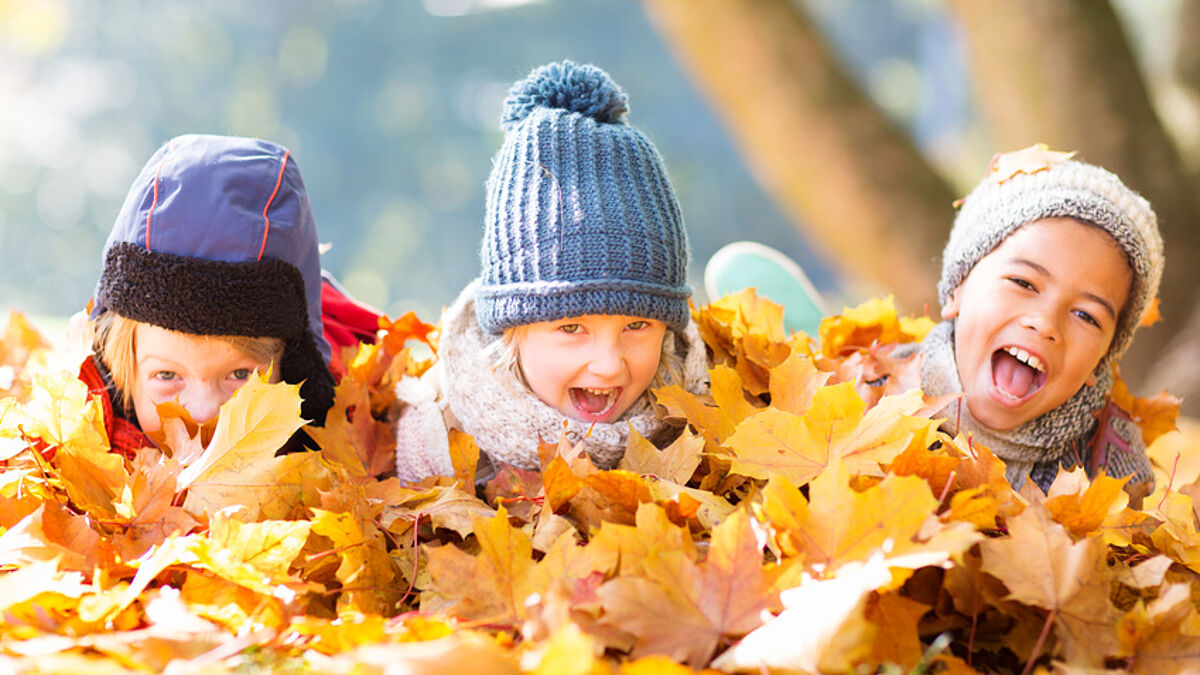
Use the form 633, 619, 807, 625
986, 142, 1076, 184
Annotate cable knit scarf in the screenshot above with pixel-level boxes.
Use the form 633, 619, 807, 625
440, 283, 711, 471
919, 321, 1110, 488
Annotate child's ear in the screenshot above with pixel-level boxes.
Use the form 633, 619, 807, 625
941, 290, 961, 320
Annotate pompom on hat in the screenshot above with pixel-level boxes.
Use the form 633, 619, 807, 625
939, 144, 1164, 369
90, 134, 335, 426
475, 61, 691, 334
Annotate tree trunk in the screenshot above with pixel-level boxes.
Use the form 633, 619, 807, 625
948, 0, 1200, 404
642, 0, 955, 315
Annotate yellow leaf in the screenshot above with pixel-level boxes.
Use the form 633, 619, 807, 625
588, 502, 697, 577
618, 427, 702, 484
768, 350, 829, 416
310, 507, 401, 617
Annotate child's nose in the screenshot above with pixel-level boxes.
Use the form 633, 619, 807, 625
180, 384, 226, 424
1021, 308, 1062, 343
587, 344, 625, 378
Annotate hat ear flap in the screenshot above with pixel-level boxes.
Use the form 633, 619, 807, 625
280, 332, 335, 428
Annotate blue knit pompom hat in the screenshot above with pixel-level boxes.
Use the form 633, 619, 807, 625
475, 60, 691, 334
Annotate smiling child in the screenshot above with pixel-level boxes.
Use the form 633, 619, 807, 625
918, 146, 1164, 494
392, 61, 709, 484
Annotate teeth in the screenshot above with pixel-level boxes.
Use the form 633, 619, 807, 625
1005, 346, 1045, 372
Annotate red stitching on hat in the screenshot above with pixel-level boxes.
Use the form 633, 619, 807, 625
258, 149, 289, 261
144, 141, 174, 251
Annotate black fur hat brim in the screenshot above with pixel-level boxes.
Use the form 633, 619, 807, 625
97, 242, 335, 426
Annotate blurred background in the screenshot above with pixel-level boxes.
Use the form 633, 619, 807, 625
1, 0, 1197, 409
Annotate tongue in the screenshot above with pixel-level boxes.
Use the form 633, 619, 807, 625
993, 351, 1036, 399
573, 388, 611, 414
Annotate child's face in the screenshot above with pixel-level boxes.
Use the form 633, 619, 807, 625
942, 217, 1132, 431
516, 314, 667, 423
131, 324, 278, 434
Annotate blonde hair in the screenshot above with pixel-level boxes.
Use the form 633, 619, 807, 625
484, 323, 686, 403
91, 312, 286, 409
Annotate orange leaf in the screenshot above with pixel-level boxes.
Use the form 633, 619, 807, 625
1109, 368, 1181, 447
379, 311, 435, 353
984, 143, 1075, 185
1139, 297, 1162, 327
597, 509, 770, 667
1045, 471, 1128, 538
865, 591, 930, 668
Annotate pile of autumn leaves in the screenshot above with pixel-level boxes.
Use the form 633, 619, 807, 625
0, 292, 1193, 674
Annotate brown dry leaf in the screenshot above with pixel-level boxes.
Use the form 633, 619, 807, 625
618, 427, 702, 484
306, 373, 396, 479
1117, 583, 1200, 673
980, 502, 1120, 665
597, 509, 771, 667
712, 554, 892, 673
421, 505, 536, 625
865, 590, 930, 668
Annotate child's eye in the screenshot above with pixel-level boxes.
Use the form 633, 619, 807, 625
153, 371, 178, 382
230, 368, 253, 381
1073, 309, 1101, 328
557, 324, 582, 335
626, 320, 650, 331
1007, 277, 1036, 291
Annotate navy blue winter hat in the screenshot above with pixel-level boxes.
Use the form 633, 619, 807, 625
90, 134, 335, 426
475, 60, 691, 334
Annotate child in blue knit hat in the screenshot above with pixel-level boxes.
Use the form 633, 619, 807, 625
82, 134, 381, 457
393, 61, 710, 484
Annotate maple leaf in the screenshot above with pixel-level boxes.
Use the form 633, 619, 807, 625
983, 143, 1075, 185
979, 502, 1121, 666
759, 464, 977, 575
110, 450, 199, 562
378, 482, 497, 540
1139, 297, 1162, 327
723, 385, 934, 484
307, 373, 396, 479
587, 502, 697, 577
0, 501, 102, 572
1044, 469, 1129, 538
653, 365, 757, 446
618, 427, 702, 484
712, 554, 893, 673
1108, 367, 1180, 447
818, 296, 932, 359
18, 370, 109, 457
1117, 583, 1200, 672
767, 350, 829, 416
597, 509, 772, 667
379, 311, 436, 354
309, 507, 400, 617
421, 505, 537, 625
864, 590, 931, 668
178, 374, 328, 521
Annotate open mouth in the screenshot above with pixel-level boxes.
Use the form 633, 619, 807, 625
990, 346, 1047, 403
569, 387, 621, 421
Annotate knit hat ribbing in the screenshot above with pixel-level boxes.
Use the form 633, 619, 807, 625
476, 61, 691, 334
940, 147, 1164, 368
90, 134, 335, 426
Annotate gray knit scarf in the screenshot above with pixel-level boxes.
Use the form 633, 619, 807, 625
918, 321, 1109, 488
440, 283, 711, 471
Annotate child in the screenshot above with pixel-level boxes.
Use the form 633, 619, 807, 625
393, 61, 709, 484
895, 146, 1162, 494
81, 134, 379, 457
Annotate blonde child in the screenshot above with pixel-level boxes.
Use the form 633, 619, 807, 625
82, 134, 379, 456
909, 146, 1164, 495
393, 61, 709, 483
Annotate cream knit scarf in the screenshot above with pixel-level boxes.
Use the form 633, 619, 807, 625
919, 321, 1109, 487
440, 283, 711, 471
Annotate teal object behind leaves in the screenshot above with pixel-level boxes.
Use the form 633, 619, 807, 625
704, 241, 827, 336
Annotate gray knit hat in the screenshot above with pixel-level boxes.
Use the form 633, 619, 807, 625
940, 146, 1164, 368
475, 61, 691, 334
